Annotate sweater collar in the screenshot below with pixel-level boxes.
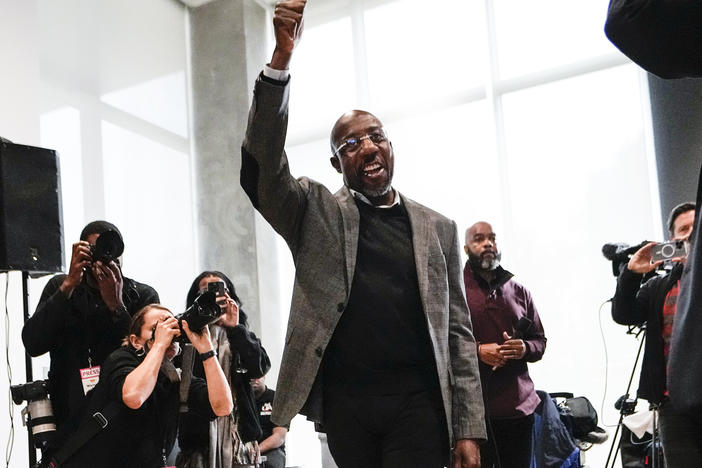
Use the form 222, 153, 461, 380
350, 187, 400, 208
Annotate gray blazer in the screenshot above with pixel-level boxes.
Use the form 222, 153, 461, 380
241, 75, 486, 442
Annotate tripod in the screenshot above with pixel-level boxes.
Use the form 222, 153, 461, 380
604, 326, 662, 468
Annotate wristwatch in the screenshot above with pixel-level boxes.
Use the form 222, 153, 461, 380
199, 349, 217, 362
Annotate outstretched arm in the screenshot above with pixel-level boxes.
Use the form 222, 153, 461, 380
240, 0, 310, 248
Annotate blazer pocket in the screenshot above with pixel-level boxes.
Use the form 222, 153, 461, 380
447, 365, 456, 387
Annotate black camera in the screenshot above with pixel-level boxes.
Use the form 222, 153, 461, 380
175, 290, 221, 340
90, 229, 124, 264
650, 240, 688, 263
10, 380, 56, 450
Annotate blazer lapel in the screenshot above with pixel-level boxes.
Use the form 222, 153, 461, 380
403, 194, 430, 315
335, 186, 359, 295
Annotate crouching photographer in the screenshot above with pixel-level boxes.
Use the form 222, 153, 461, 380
21, 221, 159, 464
610, 202, 702, 466
54, 303, 233, 468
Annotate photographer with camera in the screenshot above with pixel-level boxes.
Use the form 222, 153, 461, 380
611, 202, 701, 466
21, 220, 159, 461
60, 303, 233, 468
177, 271, 270, 468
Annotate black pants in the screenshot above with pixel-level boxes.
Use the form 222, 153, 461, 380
659, 399, 702, 468
481, 414, 534, 468
261, 447, 286, 468
323, 389, 450, 468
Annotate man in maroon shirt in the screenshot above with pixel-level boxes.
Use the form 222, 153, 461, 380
463, 221, 547, 468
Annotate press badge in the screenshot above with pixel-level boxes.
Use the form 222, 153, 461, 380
79, 366, 101, 395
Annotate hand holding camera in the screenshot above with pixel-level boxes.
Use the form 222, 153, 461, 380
92, 260, 125, 312
628, 240, 688, 274
208, 281, 239, 328
627, 242, 663, 274
181, 319, 215, 355
60, 241, 92, 295
151, 316, 181, 352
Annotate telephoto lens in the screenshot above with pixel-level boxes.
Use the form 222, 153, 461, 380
10, 380, 56, 450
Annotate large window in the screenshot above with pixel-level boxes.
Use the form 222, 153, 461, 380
37, 0, 195, 310
281, 1, 658, 466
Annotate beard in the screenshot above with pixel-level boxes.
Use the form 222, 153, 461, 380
469, 250, 501, 271
361, 183, 392, 201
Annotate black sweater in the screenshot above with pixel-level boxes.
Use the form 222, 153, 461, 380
323, 199, 437, 395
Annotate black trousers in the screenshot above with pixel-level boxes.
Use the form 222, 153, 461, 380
481, 413, 534, 468
323, 389, 450, 468
261, 447, 286, 468
659, 399, 702, 468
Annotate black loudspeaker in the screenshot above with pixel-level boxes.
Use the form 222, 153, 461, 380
0, 141, 64, 274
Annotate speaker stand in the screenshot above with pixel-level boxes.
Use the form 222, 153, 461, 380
22, 272, 36, 468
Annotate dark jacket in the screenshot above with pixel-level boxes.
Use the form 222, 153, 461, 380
605, 0, 702, 79
178, 312, 270, 451
611, 263, 683, 404
22, 274, 159, 450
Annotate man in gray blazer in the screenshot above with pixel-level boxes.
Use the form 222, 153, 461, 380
240, 2, 486, 467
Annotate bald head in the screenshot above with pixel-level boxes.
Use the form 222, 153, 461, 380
465, 222, 493, 246
327, 109, 395, 205
330, 110, 382, 155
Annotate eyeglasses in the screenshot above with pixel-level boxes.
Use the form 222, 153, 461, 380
334, 130, 388, 157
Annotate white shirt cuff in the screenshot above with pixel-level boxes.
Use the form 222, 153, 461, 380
263, 65, 289, 82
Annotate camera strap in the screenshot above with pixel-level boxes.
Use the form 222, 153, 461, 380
47, 401, 123, 468
179, 344, 196, 413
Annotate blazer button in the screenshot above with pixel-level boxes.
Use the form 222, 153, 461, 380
315, 346, 324, 357
337, 303, 344, 313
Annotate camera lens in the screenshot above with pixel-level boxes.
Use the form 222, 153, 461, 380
661, 244, 675, 258
93, 230, 124, 263
174, 291, 221, 342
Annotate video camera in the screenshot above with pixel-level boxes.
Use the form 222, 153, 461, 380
10, 380, 56, 451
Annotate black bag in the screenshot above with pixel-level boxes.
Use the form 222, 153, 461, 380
604, 0, 702, 78
551, 393, 598, 440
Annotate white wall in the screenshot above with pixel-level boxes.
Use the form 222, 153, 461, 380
0, 1, 193, 466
